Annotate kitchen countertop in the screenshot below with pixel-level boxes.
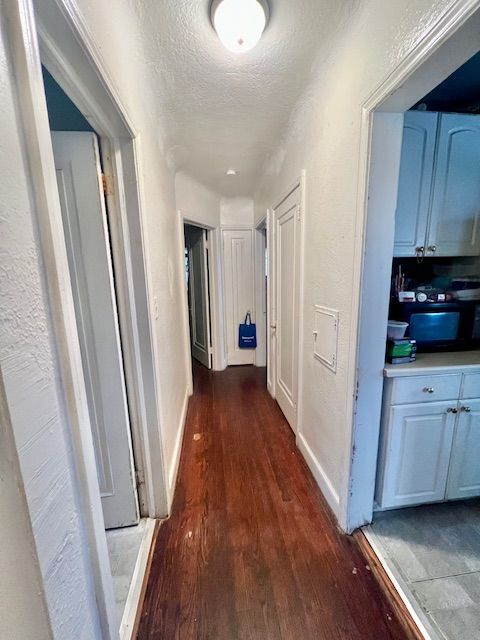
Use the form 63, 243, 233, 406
384, 350, 480, 377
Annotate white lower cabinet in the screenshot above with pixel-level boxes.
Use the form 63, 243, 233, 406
377, 402, 457, 509
377, 371, 480, 510
446, 399, 480, 500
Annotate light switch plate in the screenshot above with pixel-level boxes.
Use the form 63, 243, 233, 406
313, 305, 339, 373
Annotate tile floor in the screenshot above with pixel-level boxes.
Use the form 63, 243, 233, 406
367, 500, 480, 640
106, 519, 147, 626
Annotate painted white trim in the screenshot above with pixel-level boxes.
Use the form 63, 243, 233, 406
362, 526, 440, 640
167, 388, 190, 504
297, 433, 340, 512
119, 518, 156, 640
179, 211, 226, 373
6, 1, 118, 636
345, 0, 480, 533
268, 175, 305, 432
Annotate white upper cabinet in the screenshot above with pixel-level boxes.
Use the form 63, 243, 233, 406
394, 112, 480, 258
427, 114, 480, 256
394, 112, 438, 258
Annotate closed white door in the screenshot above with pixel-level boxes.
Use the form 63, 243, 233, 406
185, 225, 212, 369
447, 400, 480, 500
393, 111, 438, 257
52, 132, 138, 529
379, 401, 456, 509
222, 229, 255, 366
428, 114, 480, 256
273, 187, 301, 431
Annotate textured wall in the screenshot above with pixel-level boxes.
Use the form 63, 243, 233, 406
175, 171, 221, 228
254, 0, 456, 521
0, 15, 102, 639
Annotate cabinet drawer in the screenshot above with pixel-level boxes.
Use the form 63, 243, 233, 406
462, 373, 480, 399
390, 374, 461, 405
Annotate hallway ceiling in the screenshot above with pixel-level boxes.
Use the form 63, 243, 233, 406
130, 0, 352, 197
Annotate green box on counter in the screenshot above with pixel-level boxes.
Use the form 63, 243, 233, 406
386, 338, 417, 364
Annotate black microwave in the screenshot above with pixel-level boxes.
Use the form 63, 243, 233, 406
390, 300, 480, 352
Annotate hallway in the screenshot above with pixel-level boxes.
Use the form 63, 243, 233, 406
137, 365, 408, 639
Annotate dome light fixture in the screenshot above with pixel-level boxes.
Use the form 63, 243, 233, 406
211, 0, 269, 54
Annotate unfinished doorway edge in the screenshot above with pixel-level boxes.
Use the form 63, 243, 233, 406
344, 0, 480, 533
7, 0, 169, 636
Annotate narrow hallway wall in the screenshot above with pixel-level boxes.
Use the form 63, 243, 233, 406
254, 0, 460, 527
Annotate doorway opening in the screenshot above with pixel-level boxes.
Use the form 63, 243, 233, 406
184, 223, 213, 371
42, 64, 156, 633
350, 8, 480, 639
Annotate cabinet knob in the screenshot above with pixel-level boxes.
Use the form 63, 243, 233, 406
428, 245, 437, 253
447, 407, 458, 414
415, 246, 425, 255
423, 387, 434, 394
461, 406, 471, 413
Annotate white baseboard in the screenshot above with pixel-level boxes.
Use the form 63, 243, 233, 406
297, 432, 340, 515
119, 518, 156, 640
167, 387, 190, 506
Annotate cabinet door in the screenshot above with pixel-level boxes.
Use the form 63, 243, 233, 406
393, 112, 438, 257
378, 401, 456, 509
446, 399, 480, 500
427, 114, 480, 256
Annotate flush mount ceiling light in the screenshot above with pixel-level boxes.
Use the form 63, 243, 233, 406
226, 169, 237, 176
211, 0, 269, 54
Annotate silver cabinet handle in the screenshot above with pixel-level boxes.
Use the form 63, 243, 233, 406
461, 406, 471, 412
423, 387, 434, 394
270, 323, 276, 329
428, 245, 437, 253
447, 407, 458, 414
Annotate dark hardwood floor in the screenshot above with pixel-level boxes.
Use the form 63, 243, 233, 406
136, 364, 409, 639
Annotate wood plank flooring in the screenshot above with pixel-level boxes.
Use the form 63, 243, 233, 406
136, 364, 410, 639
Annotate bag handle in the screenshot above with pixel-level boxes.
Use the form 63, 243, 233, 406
244, 311, 252, 325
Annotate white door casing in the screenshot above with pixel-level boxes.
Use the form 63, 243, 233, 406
222, 228, 255, 366
272, 186, 301, 432
52, 131, 139, 529
185, 225, 212, 369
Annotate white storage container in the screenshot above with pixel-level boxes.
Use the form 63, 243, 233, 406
387, 320, 409, 339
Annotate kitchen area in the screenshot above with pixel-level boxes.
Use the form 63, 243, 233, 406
364, 53, 480, 640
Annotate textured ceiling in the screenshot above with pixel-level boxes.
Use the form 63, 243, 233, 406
128, 0, 351, 196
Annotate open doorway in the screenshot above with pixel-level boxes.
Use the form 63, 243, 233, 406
184, 224, 213, 370
350, 11, 480, 639
42, 66, 155, 633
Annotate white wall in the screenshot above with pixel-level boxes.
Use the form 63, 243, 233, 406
0, 15, 102, 637
221, 196, 254, 227
254, 0, 457, 522
0, 372, 52, 640
175, 171, 221, 228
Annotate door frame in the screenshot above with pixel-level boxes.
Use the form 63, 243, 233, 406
6, 0, 169, 636
179, 213, 225, 379
267, 173, 306, 435
345, 0, 480, 533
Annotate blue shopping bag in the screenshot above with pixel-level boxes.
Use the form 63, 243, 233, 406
238, 312, 257, 349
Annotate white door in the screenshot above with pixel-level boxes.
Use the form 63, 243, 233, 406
222, 229, 255, 366
393, 111, 438, 257
273, 186, 301, 431
185, 225, 212, 369
446, 400, 480, 500
379, 401, 456, 509
428, 114, 480, 257
52, 131, 138, 529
